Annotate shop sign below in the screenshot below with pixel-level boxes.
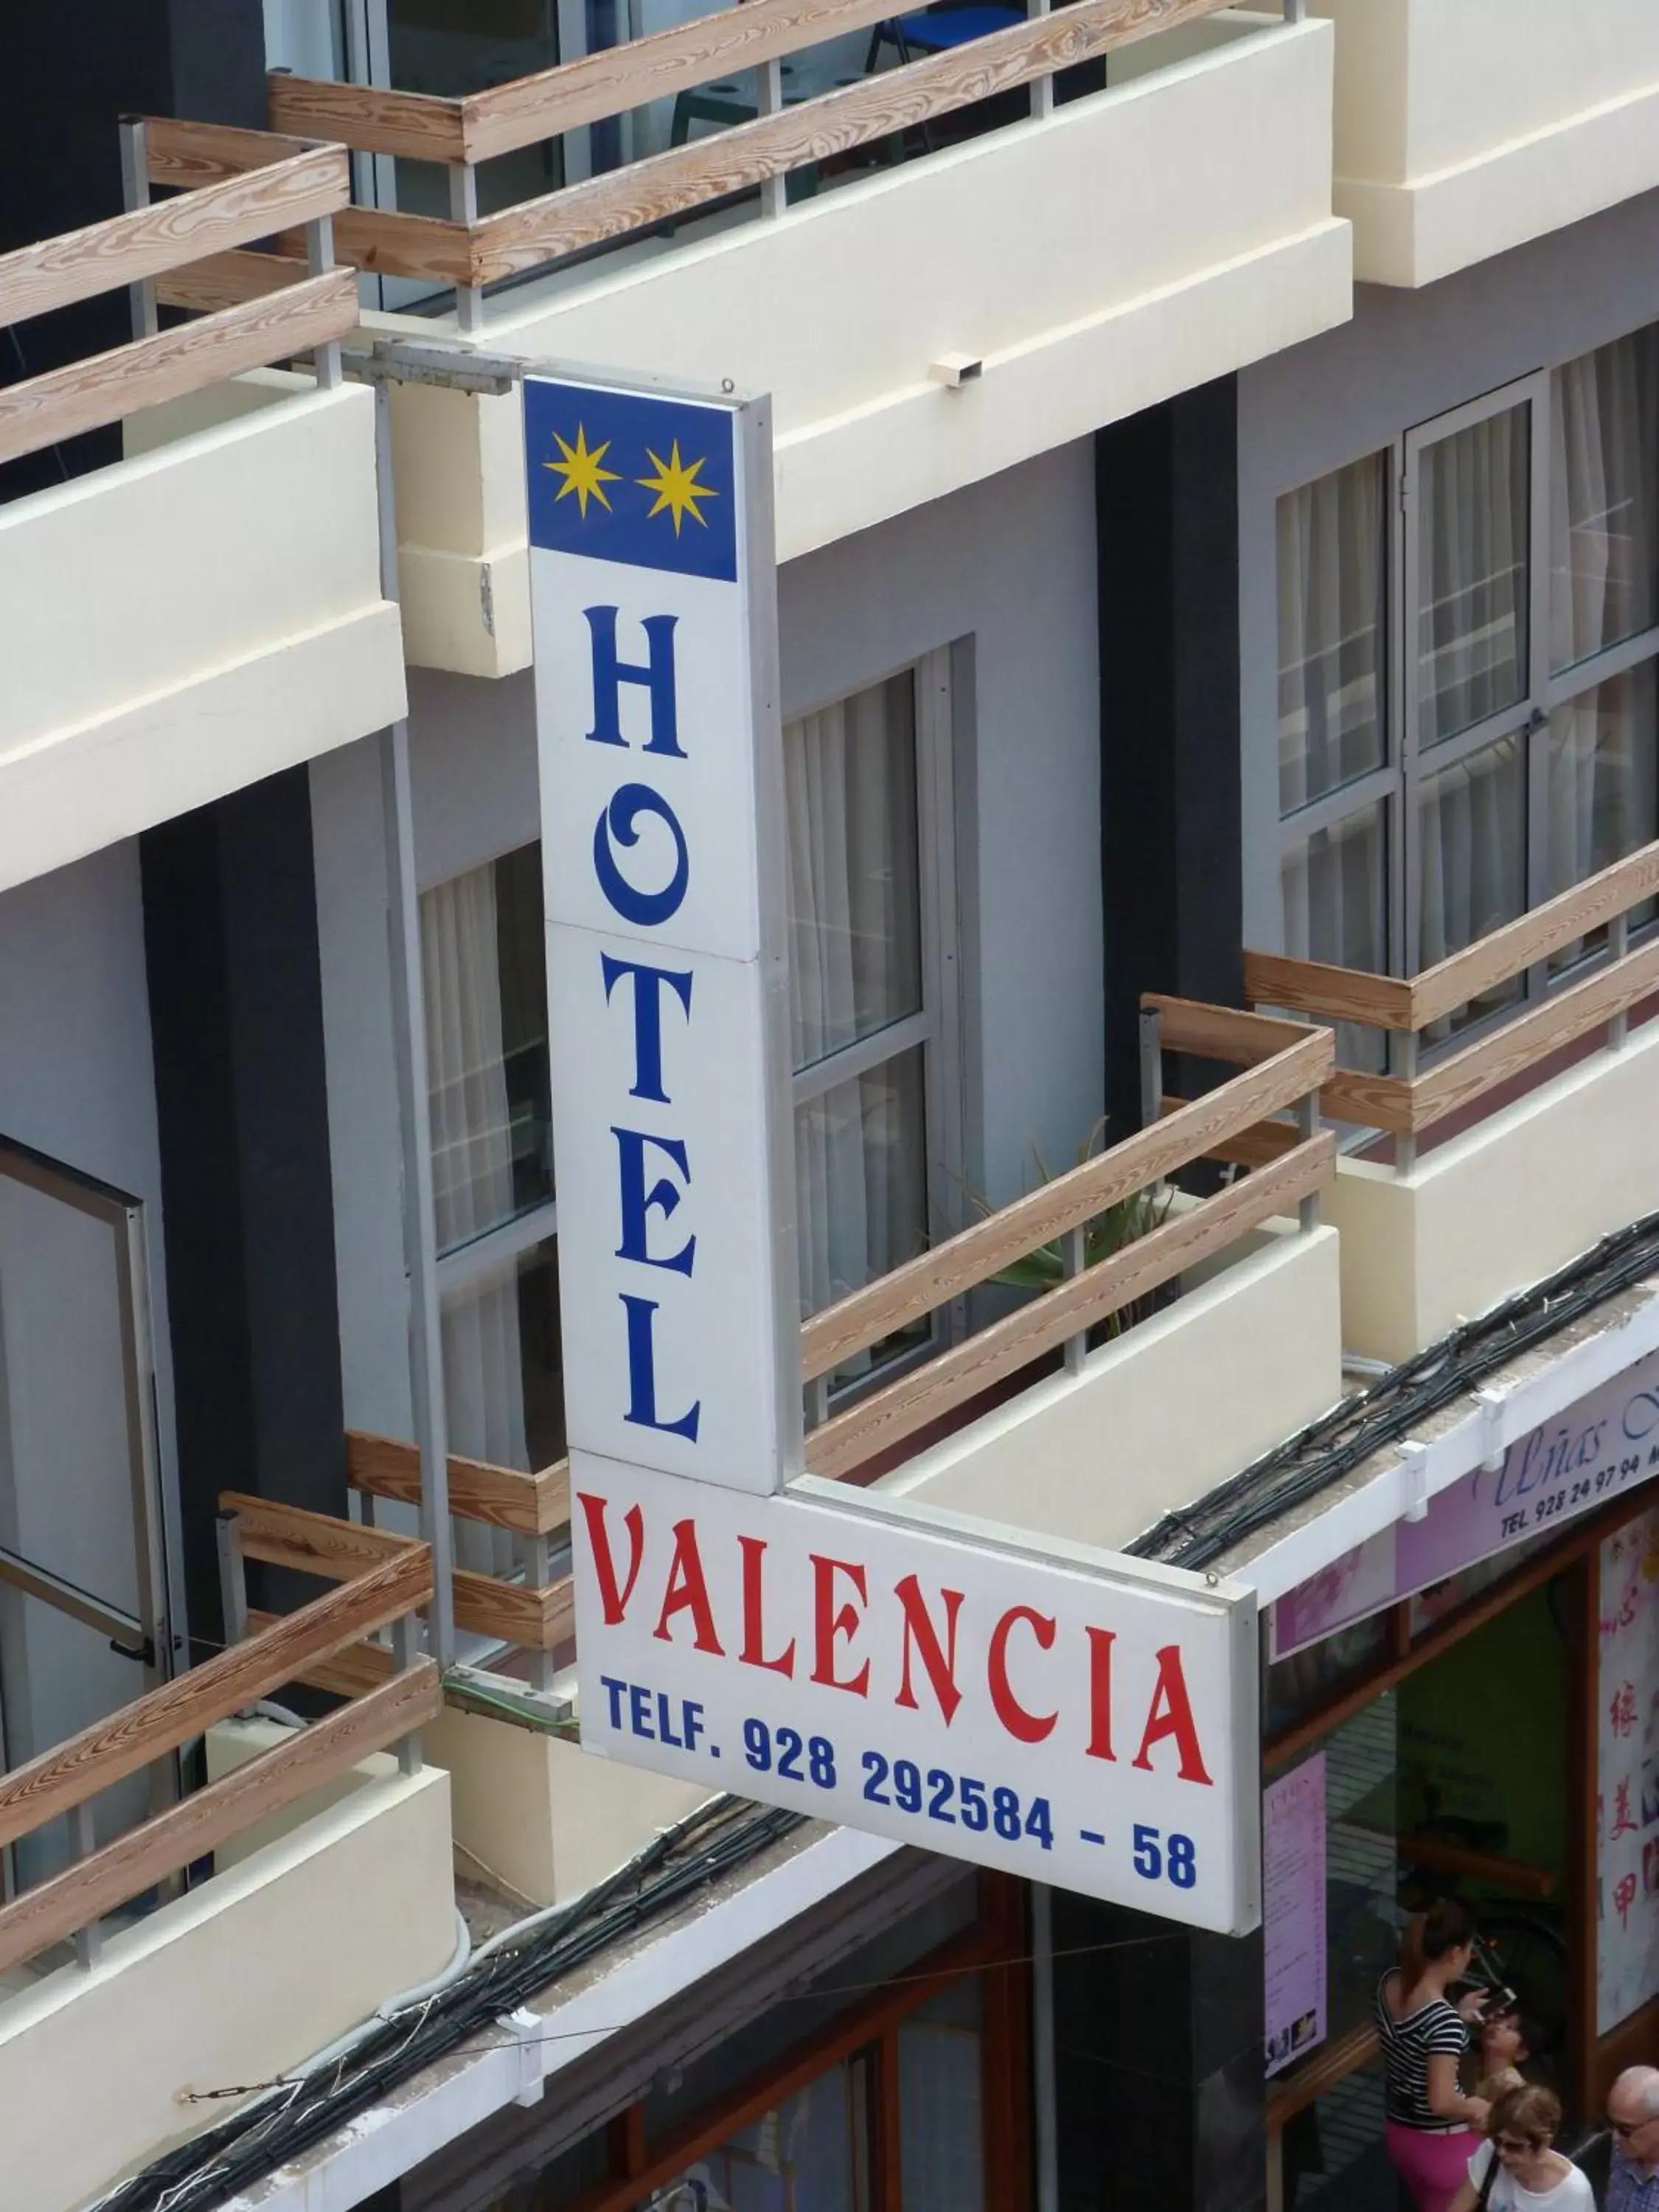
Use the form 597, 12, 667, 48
574, 1458, 1262, 1935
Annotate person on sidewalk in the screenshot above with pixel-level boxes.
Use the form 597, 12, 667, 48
1450, 2086, 1593, 2211
1573, 2068, 1659, 2210
1379, 1899, 1493, 2212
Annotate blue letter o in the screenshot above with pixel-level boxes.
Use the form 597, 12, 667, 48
593, 783, 689, 927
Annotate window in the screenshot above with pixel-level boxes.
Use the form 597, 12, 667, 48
420, 845, 563, 1545
1277, 324, 1659, 1048
785, 656, 960, 1387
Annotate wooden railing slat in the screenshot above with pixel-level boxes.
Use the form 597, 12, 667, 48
0, 1662, 440, 1979
0, 145, 347, 330
0, 1545, 431, 1851
1318, 1065, 1416, 1136
267, 73, 471, 165
223, 1491, 417, 1582
143, 115, 312, 187
804, 1135, 1335, 1479
347, 1432, 571, 1537
246, 1611, 397, 1699
1410, 836, 1659, 1029
153, 246, 310, 313
470, 0, 1234, 279
0, 269, 358, 468
1141, 992, 1321, 1067
1158, 1096, 1301, 1169
801, 1029, 1332, 1382
454, 1568, 575, 1652
1242, 949, 1416, 1032
1410, 937, 1659, 1133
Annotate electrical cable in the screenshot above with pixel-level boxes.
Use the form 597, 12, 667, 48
91, 1213, 1659, 2211
91, 1795, 802, 2212
1127, 1208, 1659, 1571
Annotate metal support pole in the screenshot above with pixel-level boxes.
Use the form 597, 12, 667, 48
1138, 1005, 1163, 1134
116, 118, 158, 340
1282, 0, 1306, 18
1295, 1092, 1320, 1231
71, 1804, 102, 1971
392, 1615, 424, 1775
305, 215, 343, 389
449, 163, 485, 333
215, 1510, 248, 1649
805, 1372, 830, 1432
1061, 1225, 1088, 1375
1608, 911, 1630, 1049
372, 378, 457, 1671
1031, 1886, 1060, 2212
1393, 1029, 1417, 1177
526, 1534, 556, 1693
757, 64, 787, 218
1029, 0, 1054, 118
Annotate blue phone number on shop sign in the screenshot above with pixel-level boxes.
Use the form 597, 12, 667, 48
597, 1676, 1200, 1890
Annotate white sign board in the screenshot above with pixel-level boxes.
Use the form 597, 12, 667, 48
526, 374, 799, 1497
574, 1456, 1262, 1933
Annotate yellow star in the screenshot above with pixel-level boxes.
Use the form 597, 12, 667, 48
636, 441, 718, 537
543, 423, 620, 519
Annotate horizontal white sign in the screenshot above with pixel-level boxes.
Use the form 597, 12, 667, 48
574, 1455, 1262, 1933
526, 374, 799, 1498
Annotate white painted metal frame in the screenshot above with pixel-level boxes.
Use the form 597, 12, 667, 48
1276, 321, 1659, 1044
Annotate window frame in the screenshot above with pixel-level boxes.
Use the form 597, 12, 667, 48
1276, 329, 1659, 1042
787, 646, 965, 1393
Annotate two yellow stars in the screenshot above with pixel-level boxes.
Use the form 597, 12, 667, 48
544, 422, 717, 536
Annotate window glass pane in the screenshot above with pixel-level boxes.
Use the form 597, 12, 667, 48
1551, 324, 1659, 673
1278, 453, 1388, 815
387, 0, 563, 218
440, 1235, 565, 1482
1418, 733, 1526, 1029
1417, 405, 1530, 749
900, 1980, 984, 2212
1280, 801, 1388, 1071
422, 847, 553, 1259
1546, 659, 1659, 967
796, 1046, 928, 1355
653, 2053, 874, 2212
786, 673, 923, 1074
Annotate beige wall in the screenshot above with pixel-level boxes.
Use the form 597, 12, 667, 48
1315, 0, 1659, 284
882, 1223, 1343, 1552
0, 382, 406, 893
0, 1769, 453, 2212
1329, 1026, 1659, 1364
425, 1703, 712, 1906
383, 17, 1349, 672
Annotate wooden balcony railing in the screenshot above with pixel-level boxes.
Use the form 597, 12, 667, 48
150, 0, 1293, 322
0, 1520, 435, 1980
0, 119, 356, 471
321, 995, 1333, 1692
1244, 835, 1659, 1172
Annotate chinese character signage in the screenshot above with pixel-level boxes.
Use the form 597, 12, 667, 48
1598, 1504, 1659, 2033
573, 1458, 1263, 1933
1263, 1753, 1326, 2074
525, 375, 799, 1498
1274, 1349, 1659, 1658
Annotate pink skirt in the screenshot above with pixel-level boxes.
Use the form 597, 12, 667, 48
1385, 2120, 1474, 2212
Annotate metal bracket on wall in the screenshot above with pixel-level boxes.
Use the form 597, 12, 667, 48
344, 337, 525, 397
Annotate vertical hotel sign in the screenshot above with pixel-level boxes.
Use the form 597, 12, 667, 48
525, 375, 799, 1496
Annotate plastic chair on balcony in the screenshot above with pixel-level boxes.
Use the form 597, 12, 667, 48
863, 2, 1026, 152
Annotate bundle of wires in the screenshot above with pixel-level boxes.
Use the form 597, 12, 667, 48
96, 1796, 801, 2212
1130, 1208, 1659, 1571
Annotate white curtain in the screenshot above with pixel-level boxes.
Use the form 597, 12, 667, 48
786, 678, 925, 1332
422, 865, 526, 1576
1548, 333, 1659, 929
1276, 453, 1387, 815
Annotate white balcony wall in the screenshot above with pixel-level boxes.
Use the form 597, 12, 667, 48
1315, 0, 1659, 284
0, 380, 406, 895
382, 13, 1348, 675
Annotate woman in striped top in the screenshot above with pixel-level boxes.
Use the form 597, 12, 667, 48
1377, 1900, 1494, 2212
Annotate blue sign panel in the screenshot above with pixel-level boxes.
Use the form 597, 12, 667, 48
524, 378, 738, 583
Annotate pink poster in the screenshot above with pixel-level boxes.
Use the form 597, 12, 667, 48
1264, 1752, 1326, 2076
1273, 1349, 1659, 1659
1598, 1506, 1659, 2034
